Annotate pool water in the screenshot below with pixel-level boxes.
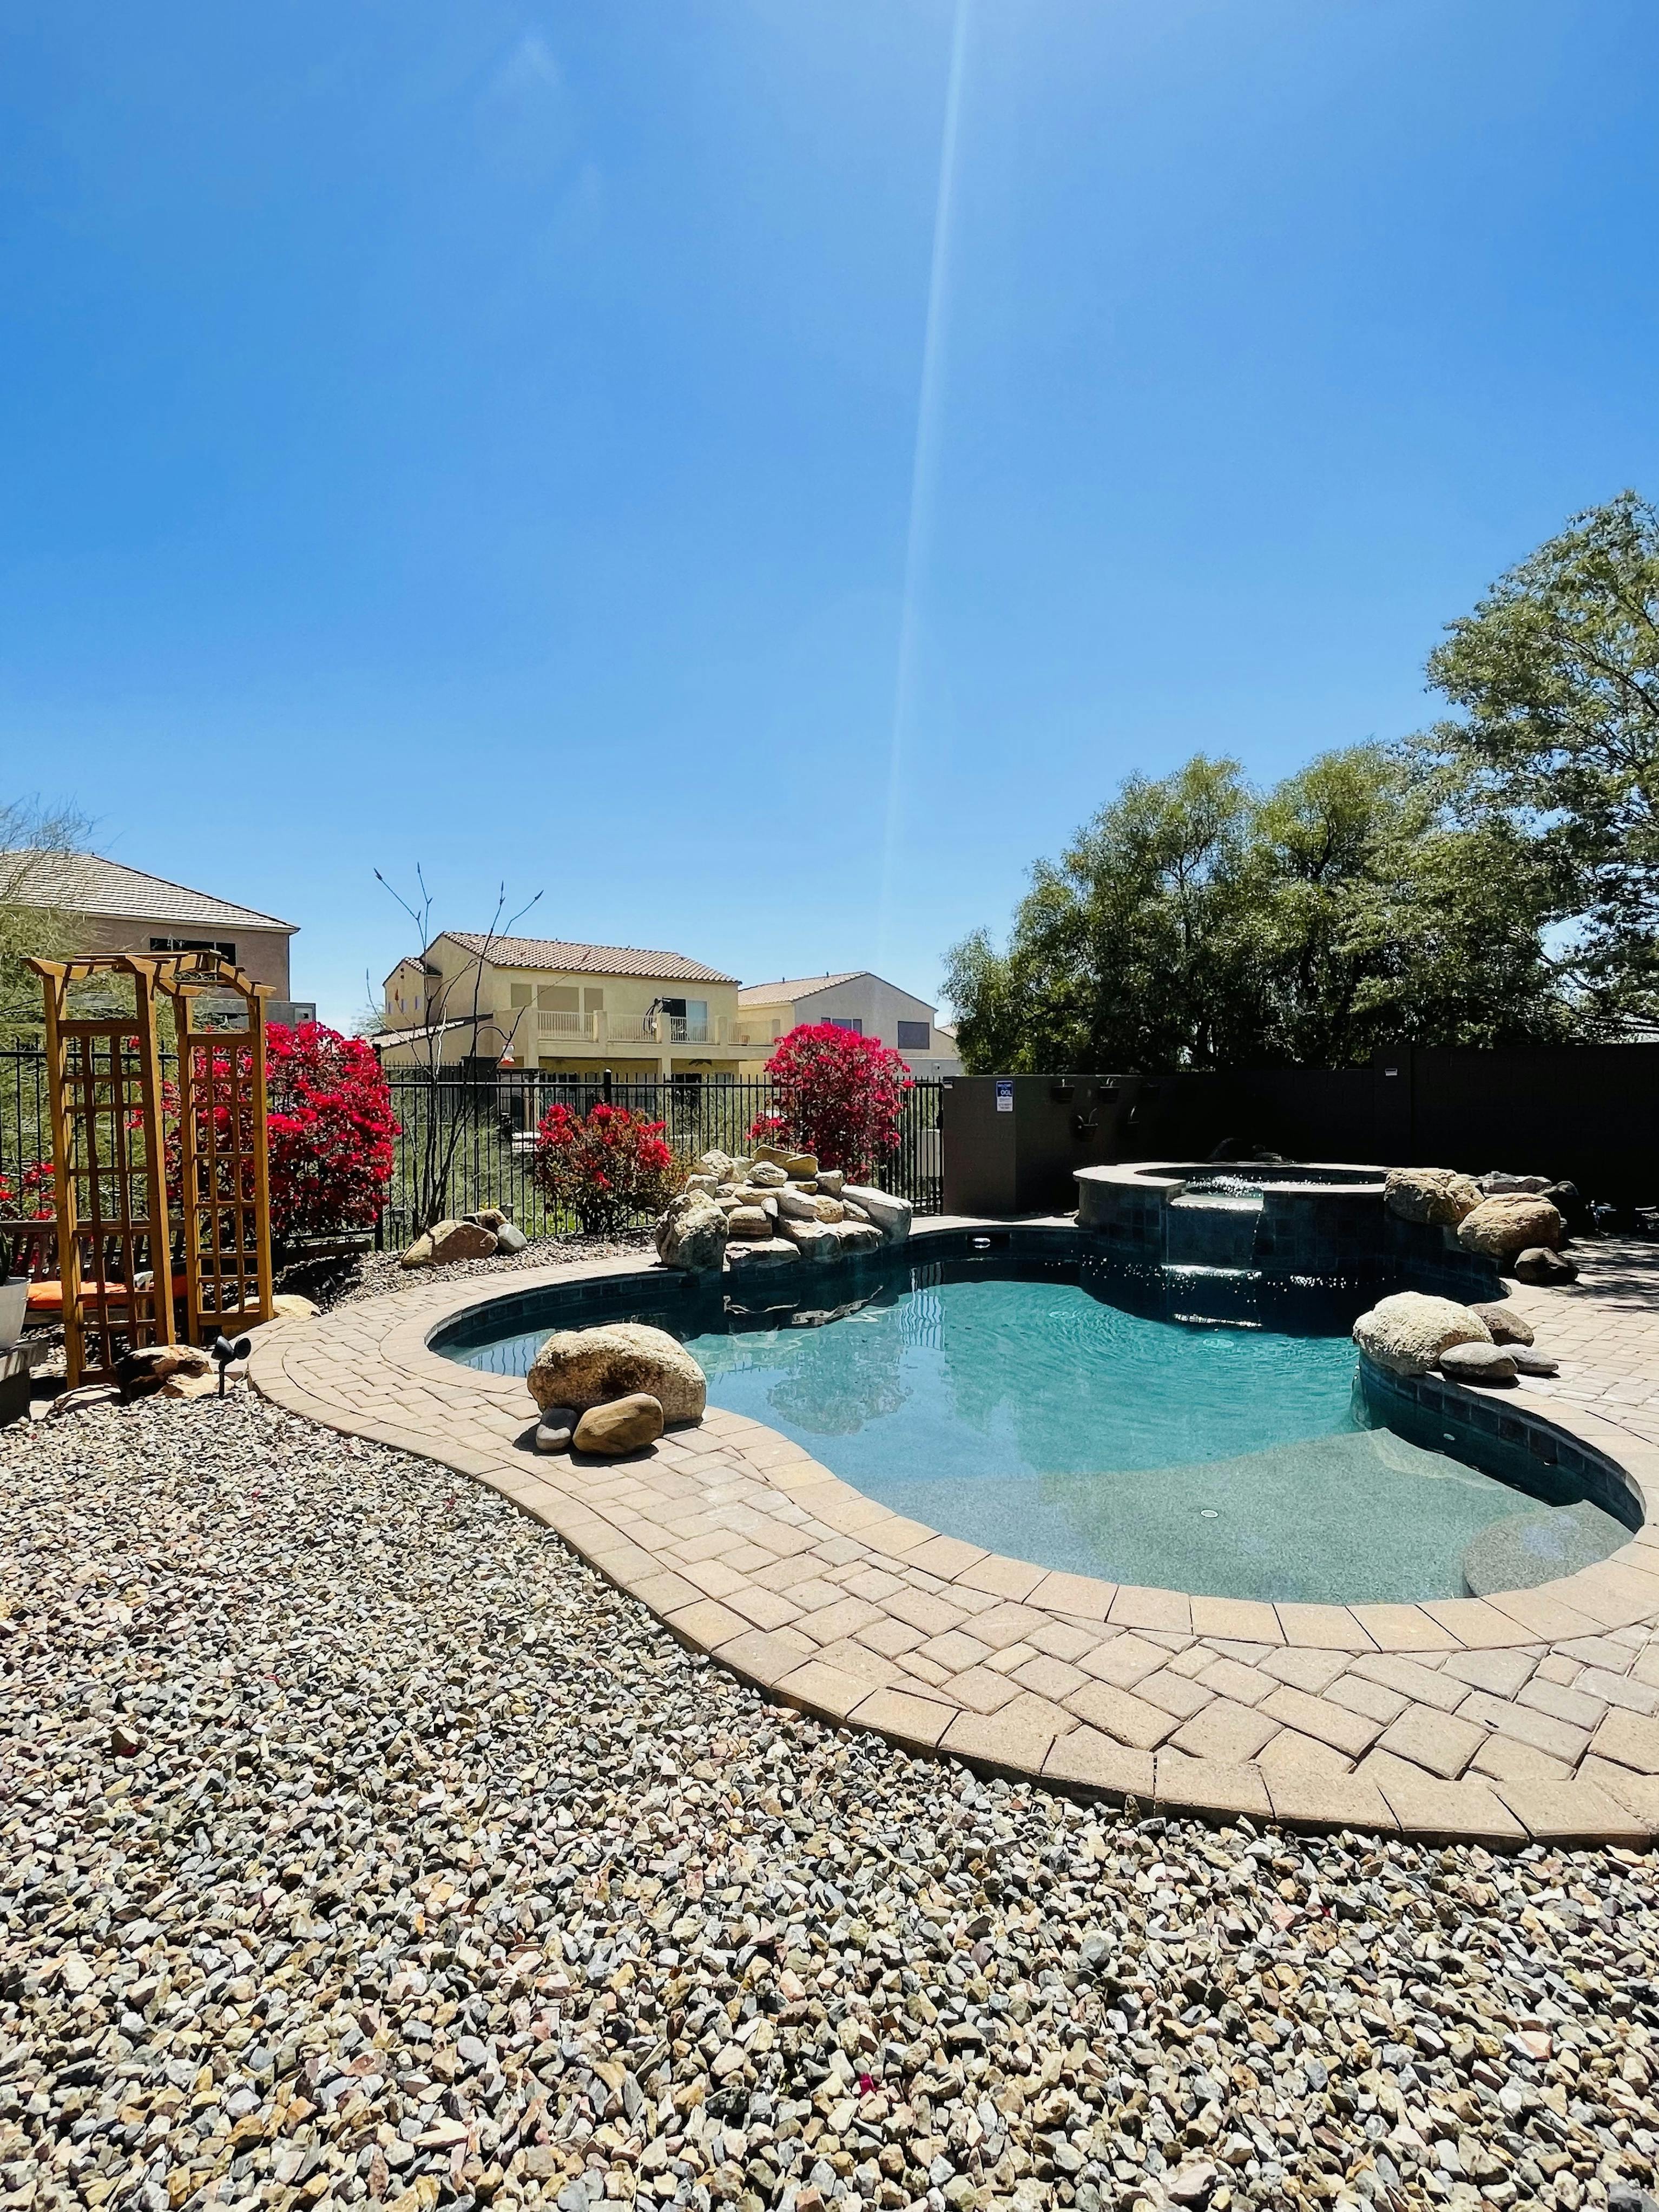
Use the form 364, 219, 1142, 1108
439, 1250, 1621, 1604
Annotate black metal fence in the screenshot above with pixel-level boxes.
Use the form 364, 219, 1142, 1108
1, 1050, 944, 1251
0, 1045, 51, 1191
379, 1072, 944, 1250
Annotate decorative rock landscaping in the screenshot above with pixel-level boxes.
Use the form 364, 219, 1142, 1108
15, 1388, 1659, 2212
655, 1153, 913, 1280
401, 1213, 531, 1271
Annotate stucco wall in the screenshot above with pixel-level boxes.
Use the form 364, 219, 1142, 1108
61, 913, 293, 996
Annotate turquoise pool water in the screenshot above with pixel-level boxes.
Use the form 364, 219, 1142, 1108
676, 1276, 1548, 1602
445, 1247, 1623, 1602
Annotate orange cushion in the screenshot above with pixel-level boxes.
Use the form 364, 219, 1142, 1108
27, 1274, 189, 1314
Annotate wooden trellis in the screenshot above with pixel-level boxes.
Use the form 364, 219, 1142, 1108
162, 954, 274, 1346
31, 952, 274, 1387
32, 956, 176, 1388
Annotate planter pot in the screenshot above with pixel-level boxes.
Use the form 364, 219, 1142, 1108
0, 1278, 28, 1353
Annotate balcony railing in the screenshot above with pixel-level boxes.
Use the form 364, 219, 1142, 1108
612, 1015, 729, 1045
535, 1010, 600, 1040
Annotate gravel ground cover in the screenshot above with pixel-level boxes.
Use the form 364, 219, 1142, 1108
5, 1393, 1659, 2212
286, 1235, 655, 1314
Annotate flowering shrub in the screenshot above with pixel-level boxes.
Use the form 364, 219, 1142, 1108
0, 1162, 54, 1280
531, 1102, 684, 1233
265, 1022, 399, 1241
752, 1024, 913, 1179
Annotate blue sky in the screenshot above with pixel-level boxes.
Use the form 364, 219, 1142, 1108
3, 1, 1656, 1029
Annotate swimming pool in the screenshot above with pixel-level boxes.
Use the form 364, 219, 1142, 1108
436, 1240, 1624, 1604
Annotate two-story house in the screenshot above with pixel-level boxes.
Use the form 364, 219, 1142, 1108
374, 933, 747, 1083
0, 849, 309, 1021
733, 971, 962, 1079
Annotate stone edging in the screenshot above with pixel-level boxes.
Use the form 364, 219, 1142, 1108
247, 1221, 1659, 1847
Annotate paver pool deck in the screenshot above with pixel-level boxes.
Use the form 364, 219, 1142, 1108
249, 1225, 1659, 1846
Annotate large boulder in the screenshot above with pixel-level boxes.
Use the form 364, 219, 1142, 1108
526, 1324, 706, 1424
400, 1219, 498, 1269
778, 1217, 839, 1262
654, 1190, 728, 1273
748, 1160, 789, 1190
573, 1393, 664, 1456
776, 1186, 845, 1223
830, 1220, 884, 1259
840, 1186, 913, 1244
1457, 1195, 1565, 1261
1353, 1292, 1492, 1378
815, 1169, 846, 1195
1514, 1246, 1579, 1286
726, 1206, 774, 1241
1467, 1300, 1533, 1346
724, 1237, 800, 1272
1383, 1167, 1482, 1227
1480, 1171, 1552, 1195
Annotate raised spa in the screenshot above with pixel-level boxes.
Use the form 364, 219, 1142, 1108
432, 1232, 1630, 1606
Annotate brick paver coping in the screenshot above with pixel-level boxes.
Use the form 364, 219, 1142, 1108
247, 1226, 1659, 1846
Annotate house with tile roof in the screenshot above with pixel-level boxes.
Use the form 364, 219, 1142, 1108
375, 931, 747, 1082
734, 971, 962, 1079
2, 850, 304, 1013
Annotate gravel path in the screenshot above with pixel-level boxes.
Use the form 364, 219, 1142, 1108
5, 1393, 1659, 2212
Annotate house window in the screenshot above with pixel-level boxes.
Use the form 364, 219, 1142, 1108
510, 984, 533, 1009
828, 1017, 863, 1036
150, 936, 236, 964
897, 1021, 930, 1050
539, 985, 580, 1012
583, 988, 604, 1011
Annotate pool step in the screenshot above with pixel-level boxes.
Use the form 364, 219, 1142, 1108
1167, 1191, 1263, 1270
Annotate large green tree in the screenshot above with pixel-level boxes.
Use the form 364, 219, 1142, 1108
943, 748, 1574, 1074
1416, 489, 1659, 1023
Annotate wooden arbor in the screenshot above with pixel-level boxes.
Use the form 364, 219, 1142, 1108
31, 952, 274, 1386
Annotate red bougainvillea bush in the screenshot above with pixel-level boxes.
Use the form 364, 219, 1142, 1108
265, 1022, 399, 1241
531, 1102, 685, 1234
752, 1023, 912, 1180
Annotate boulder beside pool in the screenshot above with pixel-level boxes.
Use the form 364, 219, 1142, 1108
1384, 1166, 1482, 1227
527, 1322, 706, 1424
573, 1393, 664, 1456
1352, 1292, 1492, 1378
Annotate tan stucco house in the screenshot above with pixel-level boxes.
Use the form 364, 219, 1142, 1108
375, 933, 746, 1082
734, 971, 962, 1079
2, 850, 304, 1015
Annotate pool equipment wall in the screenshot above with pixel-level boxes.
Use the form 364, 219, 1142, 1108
940, 1074, 1143, 1217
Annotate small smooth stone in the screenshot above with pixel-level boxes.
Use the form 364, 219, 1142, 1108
572, 1392, 664, 1455
1469, 1300, 1535, 1346
1510, 1344, 1561, 1377
534, 1406, 577, 1453
1439, 1340, 1518, 1385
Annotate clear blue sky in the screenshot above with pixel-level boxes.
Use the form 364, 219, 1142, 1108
3, 1, 1656, 1029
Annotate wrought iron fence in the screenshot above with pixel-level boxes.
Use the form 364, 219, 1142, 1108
0, 1048, 945, 1254
379, 1072, 943, 1250
0, 1045, 51, 1189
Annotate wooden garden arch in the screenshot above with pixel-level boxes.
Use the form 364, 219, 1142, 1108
32, 951, 274, 1387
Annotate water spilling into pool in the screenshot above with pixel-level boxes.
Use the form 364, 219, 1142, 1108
437, 1242, 1625, 1604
